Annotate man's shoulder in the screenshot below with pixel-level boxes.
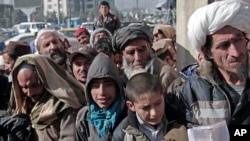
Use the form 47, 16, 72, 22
114, 116, 129, 131
109, 13, 119, 20
76, 106, 89, 122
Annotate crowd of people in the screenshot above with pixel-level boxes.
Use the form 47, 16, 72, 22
0, 0, 250, 140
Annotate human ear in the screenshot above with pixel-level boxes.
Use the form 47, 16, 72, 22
126, 101, 136, 112
201, 46, 212, 59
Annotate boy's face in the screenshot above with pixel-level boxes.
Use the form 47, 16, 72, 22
90, 78, 117, 109
126, 91, 165, 126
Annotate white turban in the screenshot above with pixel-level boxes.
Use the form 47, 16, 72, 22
187, 0, 250, 53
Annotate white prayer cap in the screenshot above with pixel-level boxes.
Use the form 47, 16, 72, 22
187, 0, 250, 54
35, 28, 65, 47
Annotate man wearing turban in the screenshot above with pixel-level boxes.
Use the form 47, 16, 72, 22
166, 0, 250, 128
112, 25, 178, 93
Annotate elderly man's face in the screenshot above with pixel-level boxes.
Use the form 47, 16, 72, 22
94, 32, 108, 44
122, 39, 151, 70
37, 32, 67, 65
17, 69, 44, 104
204, 26, 249, 80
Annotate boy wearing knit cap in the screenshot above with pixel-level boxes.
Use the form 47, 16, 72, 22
75, 27, 90, 45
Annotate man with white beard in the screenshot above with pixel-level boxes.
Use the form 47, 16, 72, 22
112, 26, 178, 93
35, 29, 71, 73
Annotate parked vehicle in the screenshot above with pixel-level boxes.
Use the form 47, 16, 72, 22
80, 22, 94, 34
58, 28, 80, 47
59, 28, 78, 38
17, 22, 46, 34
5, 33, 35, 45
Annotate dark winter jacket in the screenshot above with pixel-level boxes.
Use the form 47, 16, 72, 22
0, 111, 32, 141
167, 60, 250, 128
0, 75, 11, 110
93, 13, 121, 34
112, 110, 188, 141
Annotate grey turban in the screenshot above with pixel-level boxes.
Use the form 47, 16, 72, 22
112, 26, 154, 52
187, 0, 250, 54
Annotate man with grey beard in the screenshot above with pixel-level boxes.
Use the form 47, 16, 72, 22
35, 29, 71, 72
166, 0, 250, 128
112, 25, 178, 93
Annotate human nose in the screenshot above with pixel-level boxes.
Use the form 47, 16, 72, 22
98, 83, 105, 95
150, 108, 157, 117
49, 43, 57, 51
23, 88, 33, 97
229, 44, 241, 57
80, 64, 87, 71
134, 51, 142, 61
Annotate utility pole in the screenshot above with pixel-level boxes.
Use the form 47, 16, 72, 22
58, 0, 61, 26
69, 1, 72, 27
136, 0, 139, 20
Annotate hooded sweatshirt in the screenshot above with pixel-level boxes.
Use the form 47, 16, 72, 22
76, 53, 127, 141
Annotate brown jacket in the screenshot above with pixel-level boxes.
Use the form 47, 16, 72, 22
34, 109, 77, 141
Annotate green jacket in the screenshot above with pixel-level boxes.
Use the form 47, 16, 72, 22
112, 110, 188, 141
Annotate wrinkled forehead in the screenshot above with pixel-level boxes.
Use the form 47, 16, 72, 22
124, 39, 151, 50
37, 32, 60, 44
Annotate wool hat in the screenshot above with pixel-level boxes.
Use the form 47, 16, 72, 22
112, 26, 154, 53
75, 27, 89, 37
69, 45, 98, 63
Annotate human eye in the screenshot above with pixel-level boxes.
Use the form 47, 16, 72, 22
138, 47, 146, 52
126, 50, 134, 55
155, 100, 162, 106
91, 82, 100, 88
74, 62, 82, 67
233, 37, 244, 44
103, 80, 114, 86
217, 41, 230, 50
141, 105, 150, 111
31, 81, 41, 88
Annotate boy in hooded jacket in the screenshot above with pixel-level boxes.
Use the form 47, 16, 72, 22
75, 53, 127, 141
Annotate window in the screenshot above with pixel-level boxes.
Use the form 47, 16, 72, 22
48, 5, 52, 9
87, 4, 93, 8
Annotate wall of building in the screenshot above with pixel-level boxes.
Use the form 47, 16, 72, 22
176, 0, 208, 71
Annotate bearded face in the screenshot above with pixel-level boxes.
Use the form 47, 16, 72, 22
37, 32, 67, 66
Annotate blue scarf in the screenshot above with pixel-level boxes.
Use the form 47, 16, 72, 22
86, 95, 122, 139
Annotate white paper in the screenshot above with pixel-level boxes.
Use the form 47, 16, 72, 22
188, 120, 229, 141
